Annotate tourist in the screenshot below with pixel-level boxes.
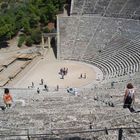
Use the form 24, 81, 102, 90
61, 72, 64, 79
66, 68, 68, 75
56, 85, 59, 91
123, 83, 135, 112
89, 122, 92, 129
44, 84, 48, 91
84, 73, 86, 79
41, 79, 44, 85
37, 87, 40, 94
60, 68, 63, 75
111, 81, 115, 88
44, 84, 47, 90
80, 73, 82, 79
3, 88, 13, 108
32, 82, 34, 88
63, 67, 66, 75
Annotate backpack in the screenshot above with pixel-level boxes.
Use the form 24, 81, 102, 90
126, 91, 133, 104
123, 91, 133, 108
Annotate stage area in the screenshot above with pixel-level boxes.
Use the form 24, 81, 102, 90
13, 59, 102, 89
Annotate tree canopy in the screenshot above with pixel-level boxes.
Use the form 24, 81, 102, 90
0, 0, 66, 46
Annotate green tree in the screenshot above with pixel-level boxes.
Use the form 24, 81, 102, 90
29, 14, 40, 28
26, 36, 33, 46
1, 2, 8, 10
18, 34, 26, 47
0, 0, 66, 45
22, 18, 31, 34
43, 27, 50, 33
31, 29, 41, 44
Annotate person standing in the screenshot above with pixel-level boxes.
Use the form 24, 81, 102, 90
60, 68, 63, 75
3, 88, 13, 108
66, 68, 68, 75
80, 73, 82, 79
37, 87, 40, 94
56, 85, 59, 91
111, 81, 115, 89
84, 73, 86, 79
62, 72, 64, 79
123, 83, 135, 112
41, 79, 44, 85
44, 84, 48, 91
32, 82, 34, 88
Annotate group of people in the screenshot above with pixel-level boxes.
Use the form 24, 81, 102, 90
28, 79, 48, 94
59, 67, 68, 79
28, 79, 60, 94
0, 82, 137, 113
79, 73, 87, 79
37, 79, 49, 94
28, 79, 45, 89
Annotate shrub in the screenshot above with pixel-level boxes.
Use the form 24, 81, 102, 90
31, 29, 41, 44
1, 2, 8, 10
43, 27, 50, 33
25, 37, 33, 47
18, 34, 26, 47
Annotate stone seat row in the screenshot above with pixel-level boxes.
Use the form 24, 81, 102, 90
0, 88, 138, 139
71, 0, 140, 21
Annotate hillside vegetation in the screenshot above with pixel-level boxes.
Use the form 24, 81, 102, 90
0, 0, 66, 47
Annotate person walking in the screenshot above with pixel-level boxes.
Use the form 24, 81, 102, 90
3, 88, 13, 108
123, 83, 135, 112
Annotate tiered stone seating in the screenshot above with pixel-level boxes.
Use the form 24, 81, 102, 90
117, 0, 140, 17
51, 1, 140, 138
59, 16, 103, 60
20, 61, 31, 69
59, 15, 140, 80
71, 0, 110, 15
2, 57, 16, 67
70, 0, 84, 15
0, 51, 37, 87
0, 77, 10, 87
0, 67, 3, 72
105, 0, 127, 15
0, 86, 139, 139
0, 0, 140, 139
71, 0, 140, 19
59, 16, 79, 59
0, 60, 32, 86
